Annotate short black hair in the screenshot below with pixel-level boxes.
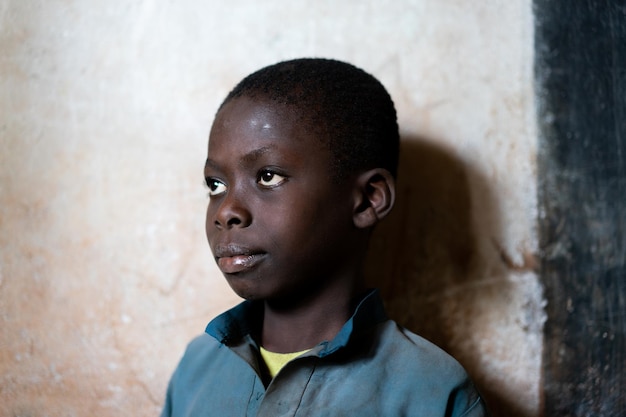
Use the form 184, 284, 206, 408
219, 58, 400, 179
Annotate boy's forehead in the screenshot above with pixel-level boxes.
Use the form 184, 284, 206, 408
208, 97, 323, 151
205, 98, 335, 175
216, 99, 269, 128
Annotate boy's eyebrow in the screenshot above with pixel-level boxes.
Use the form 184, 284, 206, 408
204, 157, 219, 170
204, 146, 274, 170
240, 146, 272, 165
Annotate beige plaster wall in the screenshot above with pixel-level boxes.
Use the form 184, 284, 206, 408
0, 1, 542, 416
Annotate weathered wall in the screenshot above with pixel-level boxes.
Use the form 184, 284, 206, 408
0, 1, 542, 416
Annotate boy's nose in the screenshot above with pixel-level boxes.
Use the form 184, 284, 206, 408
213, 192, 252, 229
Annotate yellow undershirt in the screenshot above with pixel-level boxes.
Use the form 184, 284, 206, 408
259, 346, 311, 378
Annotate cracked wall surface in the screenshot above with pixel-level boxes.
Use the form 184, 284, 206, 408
0, 1, 542, 416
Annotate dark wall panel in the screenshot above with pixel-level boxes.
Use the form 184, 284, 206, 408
535, 1, 626, 416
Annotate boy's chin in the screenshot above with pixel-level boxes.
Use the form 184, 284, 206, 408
227, 283, 296, 307
224, 274, 326, 307
225, 278, 265, 302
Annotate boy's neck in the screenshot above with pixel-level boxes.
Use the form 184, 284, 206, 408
260, 280, 365, 353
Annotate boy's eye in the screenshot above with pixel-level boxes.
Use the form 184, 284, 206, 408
206, 178, 227, 196
257, 170, 286, 187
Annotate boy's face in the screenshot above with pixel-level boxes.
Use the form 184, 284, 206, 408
204, 97, 359, 302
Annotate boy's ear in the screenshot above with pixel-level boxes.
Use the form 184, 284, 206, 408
352, 168, 396, 229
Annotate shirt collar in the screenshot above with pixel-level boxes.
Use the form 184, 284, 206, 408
205, 289, 388, 356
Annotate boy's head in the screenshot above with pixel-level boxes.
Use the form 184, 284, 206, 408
219, 58, 399, 180
205, 58, 398, 303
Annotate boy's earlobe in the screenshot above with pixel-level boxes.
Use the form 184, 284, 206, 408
353, 169, 396, 229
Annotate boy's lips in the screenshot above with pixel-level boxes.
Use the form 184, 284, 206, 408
214, 244, 266, 274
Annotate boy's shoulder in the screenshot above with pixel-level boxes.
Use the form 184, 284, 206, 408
371, 319, 470, 381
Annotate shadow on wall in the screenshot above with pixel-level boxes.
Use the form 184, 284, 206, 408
365, 136, 520, 417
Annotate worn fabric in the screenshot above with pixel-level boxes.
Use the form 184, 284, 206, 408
161, 290, 488, 417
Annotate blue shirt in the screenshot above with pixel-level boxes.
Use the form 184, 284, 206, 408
161, 290, 488, 416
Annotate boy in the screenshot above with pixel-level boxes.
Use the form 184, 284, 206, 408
161, 58, 488, 416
